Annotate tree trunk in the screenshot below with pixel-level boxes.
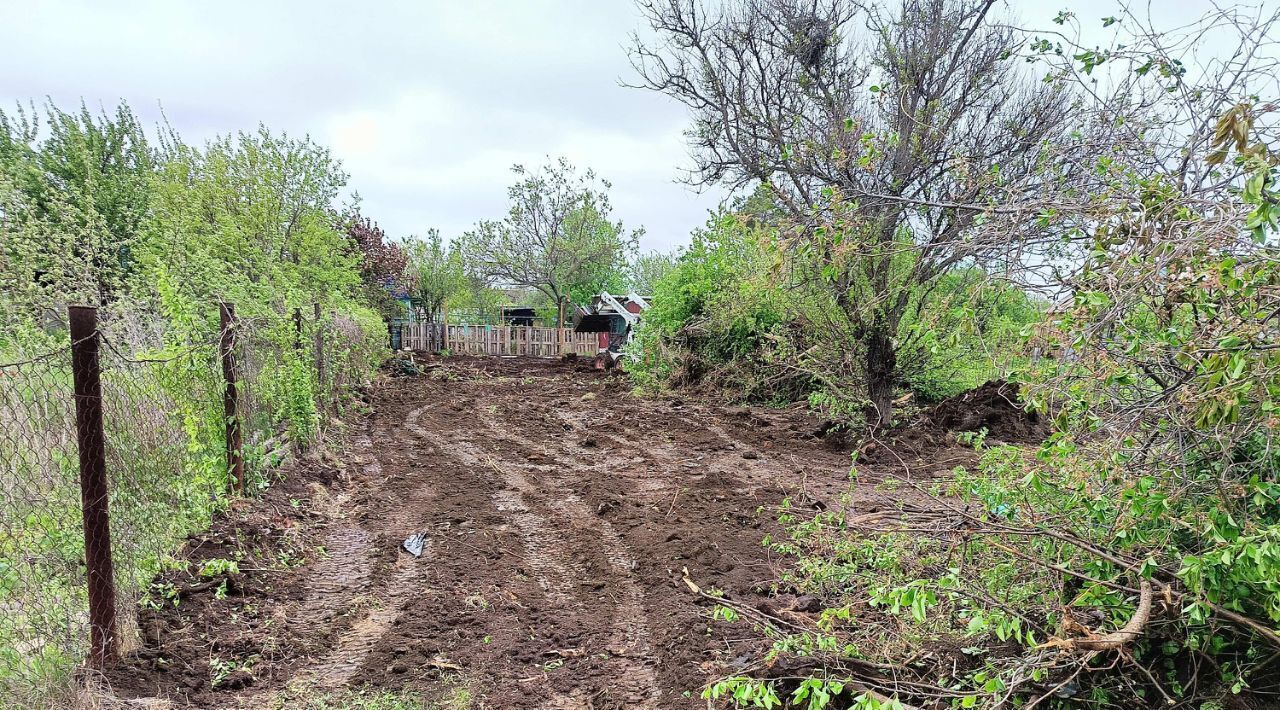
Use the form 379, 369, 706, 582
558, 296, 571, 356
865, 321, 896, 429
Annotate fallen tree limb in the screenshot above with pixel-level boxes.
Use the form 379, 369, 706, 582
1202, 600, 1280, 650
1043, 581, 1152, 652
864, 470, 1280, 654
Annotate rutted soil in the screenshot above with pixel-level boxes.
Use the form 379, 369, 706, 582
105, 356, 975, 708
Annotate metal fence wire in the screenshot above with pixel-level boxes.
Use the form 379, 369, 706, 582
0, 302, 379, 706
0, 346, 83, 702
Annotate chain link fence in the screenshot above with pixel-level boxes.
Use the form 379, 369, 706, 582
0, 302, 382, 706
0, 346, 81, 703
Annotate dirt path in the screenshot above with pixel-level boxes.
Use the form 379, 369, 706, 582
109, 356, 885, 708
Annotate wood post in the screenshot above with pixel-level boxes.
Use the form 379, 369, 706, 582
557, 297, 565, 357
68, 305, 118, 667
441, 300, 449, 353
219, 303, 245, 495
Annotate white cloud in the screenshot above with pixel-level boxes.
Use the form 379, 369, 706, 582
314, 80, 716, 249
3, 1, 720, 253
15, 0, 1190, 255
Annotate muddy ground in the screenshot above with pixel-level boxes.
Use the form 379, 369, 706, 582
105, 356, 995, 709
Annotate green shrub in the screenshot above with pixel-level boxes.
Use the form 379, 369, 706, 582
632, 210, 1038, 419
0, 99, 389, 704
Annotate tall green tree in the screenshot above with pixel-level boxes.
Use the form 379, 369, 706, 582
628, 250, 676, 295
404, 229, 467, 323
459, 158, 639, 320
137, 127, 362, 327
0, 101, 155, 306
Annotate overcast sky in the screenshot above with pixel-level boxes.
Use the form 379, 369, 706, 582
1, 0, 1230, 253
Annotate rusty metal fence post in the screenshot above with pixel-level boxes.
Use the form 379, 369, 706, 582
219, 303, 245, 495
68, 305, 118, 667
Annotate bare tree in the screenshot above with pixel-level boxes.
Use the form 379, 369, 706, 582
675, 6, 1280, 706
631, 0, 1071, 425
459, 158, 639, 321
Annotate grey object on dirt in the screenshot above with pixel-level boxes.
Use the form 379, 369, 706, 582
402, 532, 428, 557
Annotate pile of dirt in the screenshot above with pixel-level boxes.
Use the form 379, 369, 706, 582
855, 380, 1048, 476
919, 379, 1048, 444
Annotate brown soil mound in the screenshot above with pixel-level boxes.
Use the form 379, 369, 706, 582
920, 379, 1048, 444
855, 381, 1048, 475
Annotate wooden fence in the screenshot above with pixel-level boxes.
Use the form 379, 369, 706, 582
398, 323, 599, 358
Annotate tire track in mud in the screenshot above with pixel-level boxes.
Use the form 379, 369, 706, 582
279, 362, 854, 707
402, 403, 588, 608
307, 560, 425, 686
546, 395, 762, 466
548, 403, 773, 506
547, 406, 691, 506
410, 392, 663, 707
471, 381, 823, 701
489, 488, 585, 605
104, 358, 866, 709
469, 394, 665, 706
298, 426, 435, 688
288, 435, 376, 662
400, 401, 591, 707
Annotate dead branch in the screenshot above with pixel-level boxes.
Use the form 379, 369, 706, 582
1043, 581, 1152, 652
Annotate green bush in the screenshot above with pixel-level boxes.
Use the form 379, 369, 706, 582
631, 211, 794, 399
0, 100, 388, 704
632, 210, 1039, 418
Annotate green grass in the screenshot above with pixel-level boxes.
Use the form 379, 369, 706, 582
268, 680, 474, 710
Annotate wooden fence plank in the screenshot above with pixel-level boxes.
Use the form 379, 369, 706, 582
397, 323, 599, 358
